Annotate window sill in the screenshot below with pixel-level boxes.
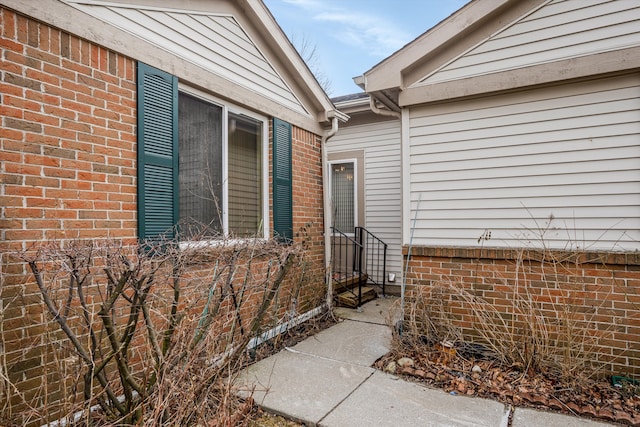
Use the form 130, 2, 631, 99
179, 237, 267, 251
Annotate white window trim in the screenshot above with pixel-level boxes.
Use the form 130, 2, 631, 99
328, 158, 358, 236
178, 84, 269, 241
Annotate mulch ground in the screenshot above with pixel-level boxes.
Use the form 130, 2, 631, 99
375, 342, 640, 426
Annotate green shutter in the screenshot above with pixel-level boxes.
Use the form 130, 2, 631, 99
137, 62, 178, 241
272, 118, 293, 243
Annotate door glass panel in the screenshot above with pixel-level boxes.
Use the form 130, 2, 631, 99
331, 162, 354, 232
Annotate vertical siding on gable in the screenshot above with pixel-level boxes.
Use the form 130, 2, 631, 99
408, 74, 640, 251
418, 0, 640, 85
327, 119, 403, 280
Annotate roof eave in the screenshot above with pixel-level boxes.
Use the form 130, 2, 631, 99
399, 46, 640, 106
332, 96, 370, 115
360, 0, 515, 94
240, 0, 337, 124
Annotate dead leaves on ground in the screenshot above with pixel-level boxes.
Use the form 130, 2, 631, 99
375, 347, 640, 426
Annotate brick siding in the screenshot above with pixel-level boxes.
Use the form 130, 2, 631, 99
1, 8, 138, 421
0, 9, 138, 249
1, 7, 326, 424
290, 126, 326, 308
267, 124, 328, 311
403, 245, 640, 377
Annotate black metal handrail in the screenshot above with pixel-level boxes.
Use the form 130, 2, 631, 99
330, 227, 364, 307
355, 226, 388, 296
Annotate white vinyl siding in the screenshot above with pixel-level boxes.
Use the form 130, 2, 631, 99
327, 119, 403, 280
407, 74, 640, 251
417, 0, 640, 86
66, 2, 308, 115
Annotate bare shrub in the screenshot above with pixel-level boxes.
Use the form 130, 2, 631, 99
401, 284, 461, 346
400, 246, 620, 385
4, 231, 318, 426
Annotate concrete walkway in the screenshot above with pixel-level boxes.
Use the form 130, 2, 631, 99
237, 298, 614, 427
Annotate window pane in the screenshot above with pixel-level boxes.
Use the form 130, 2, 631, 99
331, 162, 354, 232
178, 93, 223, 236
228, 113, 262, 237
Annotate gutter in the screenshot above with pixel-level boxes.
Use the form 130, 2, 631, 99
354, 75, 401, 119
322, 110, 349, 308
369, 96, 401, 119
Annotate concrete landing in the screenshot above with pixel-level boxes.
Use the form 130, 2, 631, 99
237, 298, 616, 426
291, 319, 390, 367
321, 370, 509, 427
512, 407, 615, 427
333, 296, 397, 325
238, 349, 375, 424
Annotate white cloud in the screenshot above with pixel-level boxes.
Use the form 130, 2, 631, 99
280, 0, 324, 8
279, 0, 412, 58
314, 11, 410, 56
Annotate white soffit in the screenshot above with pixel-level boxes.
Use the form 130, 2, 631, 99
64, 1, 310, 116
412, 0, 640, 88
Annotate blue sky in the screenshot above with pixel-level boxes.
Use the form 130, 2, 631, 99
263, 0, 470, 96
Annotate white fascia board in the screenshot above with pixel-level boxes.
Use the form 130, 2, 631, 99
333, 97, 371, 115
399, 46, 640, 106
363, 0, 511, 93
5, 0, 329, 133
241, 0, 336, 122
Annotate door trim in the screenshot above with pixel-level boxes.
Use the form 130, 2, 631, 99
328, 150, 365, 231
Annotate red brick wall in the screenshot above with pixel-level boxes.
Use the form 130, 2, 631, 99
290, 126, 326, 309
1, 7, 138, 422
1, 7, 326, 423
0, 8, 138, 249
403, 245, 640, 377
268, 125, 327, 311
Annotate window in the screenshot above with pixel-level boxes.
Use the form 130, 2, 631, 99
227, 112, 263, 236
178, 92, 263, 237
330, 161, 355, 232
137, 62, 289, 242
178, 93, 223, 233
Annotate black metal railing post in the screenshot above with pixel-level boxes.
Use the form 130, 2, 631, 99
331, 226, 364, 307
331, 226, 388, 306
354, 226, 388, 296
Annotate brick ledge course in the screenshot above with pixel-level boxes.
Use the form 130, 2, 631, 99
402, 245, 640, 267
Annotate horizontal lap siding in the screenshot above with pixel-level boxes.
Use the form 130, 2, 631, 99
420, 0, 640, 85
327, 120, 403, 279
408, 74, 640, 251
67, 2, 308, 114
